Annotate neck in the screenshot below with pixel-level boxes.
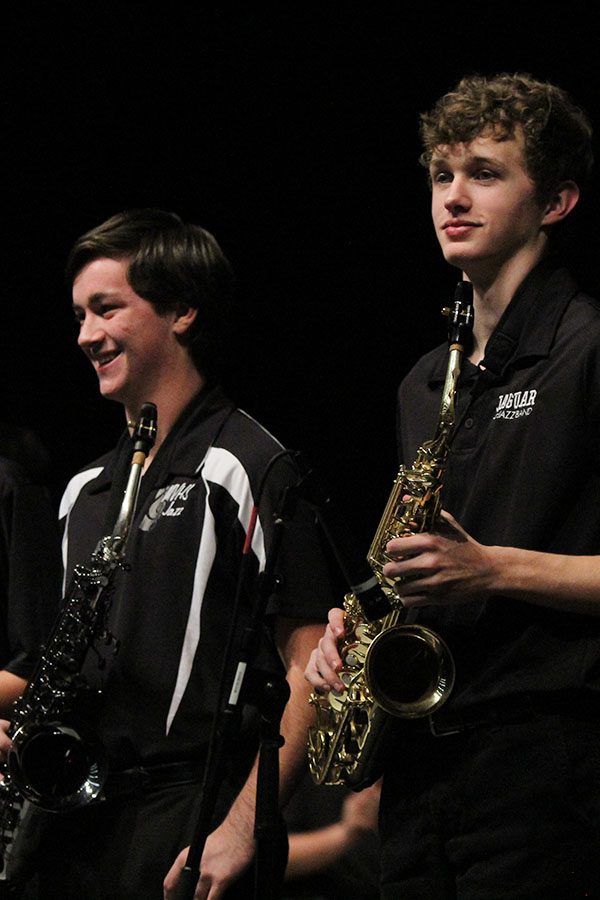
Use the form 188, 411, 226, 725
465, 241, 548, 364
125, 364, 205, 464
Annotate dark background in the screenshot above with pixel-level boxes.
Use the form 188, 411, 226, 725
4, 5, 600, 546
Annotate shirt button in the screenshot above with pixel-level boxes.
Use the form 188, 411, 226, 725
464, 417, 474, 429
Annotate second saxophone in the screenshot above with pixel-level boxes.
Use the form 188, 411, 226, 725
0, 403, 157, 865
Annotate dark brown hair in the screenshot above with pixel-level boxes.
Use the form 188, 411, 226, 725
66, 208, 235, 379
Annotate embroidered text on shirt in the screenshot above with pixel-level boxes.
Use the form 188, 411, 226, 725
493, 389, 537, 420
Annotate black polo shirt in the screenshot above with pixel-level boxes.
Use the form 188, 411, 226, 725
59, 385, 333, 771
396, 260, 600, 711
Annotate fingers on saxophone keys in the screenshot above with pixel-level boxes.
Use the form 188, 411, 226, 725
306, 648, 344, 694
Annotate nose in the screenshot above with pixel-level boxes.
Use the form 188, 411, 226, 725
77, 312, 105, 352
444, 175, 472, 215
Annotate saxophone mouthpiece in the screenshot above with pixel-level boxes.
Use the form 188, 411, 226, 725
447, 282, 474, 348
133, 403, 158, 456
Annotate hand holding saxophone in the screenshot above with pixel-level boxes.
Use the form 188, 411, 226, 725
305, 608, 346, 694
382, 509, 500, 608
303, 509, 497, 694
0, 722, 11, 762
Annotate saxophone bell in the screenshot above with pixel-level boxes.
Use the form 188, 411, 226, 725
8, 718, 108, 812
363, 623, 455, 717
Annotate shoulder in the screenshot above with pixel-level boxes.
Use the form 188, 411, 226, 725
58, 447, 115, 520
209, 408, 287, 477
532, 265, 600, 344
221, 408, 284, 453
549, 289, 600, 377
199, 408, 303, 514
561, 289, 600, 332
397, 343, 447, 399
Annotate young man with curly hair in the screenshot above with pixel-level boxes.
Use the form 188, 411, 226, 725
306, 73, 600, 898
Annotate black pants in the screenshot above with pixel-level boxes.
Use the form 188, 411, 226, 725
8, 772, 287, 900
379, 711, 600, 899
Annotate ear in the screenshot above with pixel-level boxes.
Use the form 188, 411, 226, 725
172, 306, 198, 336
541, 180, 580, 226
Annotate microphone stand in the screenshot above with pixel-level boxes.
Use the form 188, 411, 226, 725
174, 470, 298, 900
291, 454, 391, 623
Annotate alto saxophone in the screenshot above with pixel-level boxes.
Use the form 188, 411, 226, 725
308, 282, 474, 788
0, 403, 157, 862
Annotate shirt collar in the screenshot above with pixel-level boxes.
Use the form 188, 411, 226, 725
427, 258, 579, 387
84, 383, 236, 496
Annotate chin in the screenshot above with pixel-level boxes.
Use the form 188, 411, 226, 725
442, 245, 478, 271
98, 382, 126, 405
443, 253, 471, 272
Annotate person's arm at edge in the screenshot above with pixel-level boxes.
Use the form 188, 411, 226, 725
285, 822, 358, 880
0, 672, 27, 717
285, 780, 381, 881
164, 618, 325, 899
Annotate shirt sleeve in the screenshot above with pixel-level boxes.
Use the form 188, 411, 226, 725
258, 455, 339, 622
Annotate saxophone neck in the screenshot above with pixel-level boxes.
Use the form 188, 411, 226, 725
437, 345, 462, 433
104, 403, 158, 560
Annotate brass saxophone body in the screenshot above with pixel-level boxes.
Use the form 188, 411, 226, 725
0, 404, 157, 858
308, 283, 474, 788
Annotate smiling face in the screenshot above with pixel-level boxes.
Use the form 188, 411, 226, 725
73, 257, 188, 417
430, 129, 549, 283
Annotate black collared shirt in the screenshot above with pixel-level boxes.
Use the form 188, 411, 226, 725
59, 385, 333, 770
396, 261, 600, 710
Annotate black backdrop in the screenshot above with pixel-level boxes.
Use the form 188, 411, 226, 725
4, 5, 600, 548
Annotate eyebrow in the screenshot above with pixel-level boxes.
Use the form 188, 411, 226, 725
72, 291, 119, 310
429, 153, 505, 170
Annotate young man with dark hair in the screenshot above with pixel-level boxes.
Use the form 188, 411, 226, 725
64, 208, 235, 383
7, 209, 333, 899
306, 73, 600, 897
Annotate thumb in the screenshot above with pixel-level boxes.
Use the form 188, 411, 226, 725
438, 510, 469, 542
